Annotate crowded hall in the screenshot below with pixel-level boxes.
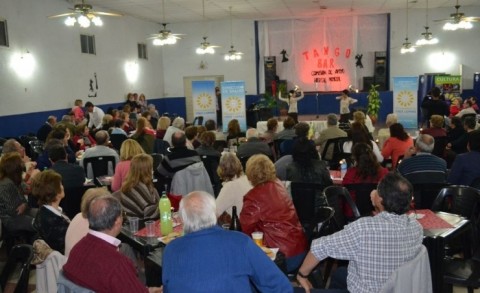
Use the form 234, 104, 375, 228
1, 0, 480, 292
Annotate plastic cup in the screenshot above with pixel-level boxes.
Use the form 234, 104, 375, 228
252, 231, 264, 247
128, 217, 139, 233
222, 223, 230, 230
145, 220, 155, 237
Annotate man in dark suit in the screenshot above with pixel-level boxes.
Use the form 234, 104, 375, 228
36, 115, 57, 142
237, 128, 272, 158
49, 145, 86, 188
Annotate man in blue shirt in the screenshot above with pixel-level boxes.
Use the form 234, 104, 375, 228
448, 130, 480, 186
162, 191, 292, 293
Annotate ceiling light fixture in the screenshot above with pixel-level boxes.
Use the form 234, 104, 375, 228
49, 0, 121, 28
401, 0, 416, 54
149, 0, 183, 46
224, 7, 243, 61
196, 0, 219, 55
415, 0, 439, 46
438, 0, 479, 31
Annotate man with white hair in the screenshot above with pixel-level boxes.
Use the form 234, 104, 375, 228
164, 117, 185, 146
162, 191, 292, 292
236, 128, 272, 158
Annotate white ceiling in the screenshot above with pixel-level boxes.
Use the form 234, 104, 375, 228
66, 0, 480, 24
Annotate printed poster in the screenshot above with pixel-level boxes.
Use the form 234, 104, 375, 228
393, 76, 418, 129
221, 81, 247, 132
192, 80, 217, 124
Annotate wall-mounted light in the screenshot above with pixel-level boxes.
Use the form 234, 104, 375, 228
10, 51, 35, 78
124, 61, 139, 83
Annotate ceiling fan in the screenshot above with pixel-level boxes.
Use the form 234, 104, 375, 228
434, 0, 480, 30
196, 37, 220, 54
148, 23, 184, 46
48, 0, 122, 28
224, 7, 243, 61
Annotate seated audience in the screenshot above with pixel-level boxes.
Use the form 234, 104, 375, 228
296, 173, 423, 293
32, 170, 70, 254
37, 133, 76, 171
274, 116, 296, 140
397, 134, 447, 177
274, 154, 293, 181
157, 131, 201, 177
111, 119, 128, 136
56, 115, 76, 140
236, 128, 273, 158
49, 145, 85, 188
2, 138, 32, 163
164, 117, 185, 146
63, 195, 161, 293
215, 152, 253, 218
72, 124, 96, 151
314, 113, 347, 158
286, 137, 332, 207
80, 130, 120, 179
226, 119, 245, 146
343, 122, 383, 162
37, 115, 57, 142
446, 116, 468, 155
155, 116, 171, 140
0, 153, 38, 238
449, 97, 463, 118
456, 99, 477, 118
260, 118, 278, 144
114, 154, 159, 220
196, 131, 221, 158
71, 99, 85, 125
120, 111, 135, 133
352, 111, 373, 137
421, 115, 446, 138
376, 113, 397, 150
448, 130, 480, 186
381, 123, 413, 168
64, 187, 109, 257
111, 139, 145, 192
470, 96, 479, 113
100, 114, 115, 132
240, 154, 307, 273
280, 122, 311, 156
162, 191, 291, 292
184, 126, 198, 150
205, 119, 226, 141
132, 117, 155, 154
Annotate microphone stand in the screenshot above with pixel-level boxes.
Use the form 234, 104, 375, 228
315, 82, 319, 119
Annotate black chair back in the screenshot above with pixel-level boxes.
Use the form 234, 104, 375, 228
110, 134, 127, 151
432, 136, 448, 158
344, 183, 377, 216
213, 140, 227, 153
60, 185, 95, 219
0, 244, 33, 293
321, 137, 350, 170
323, 186, 360, 230
200, 155, 221, 197
404, 171, 448, 209
83, 156, 116, 186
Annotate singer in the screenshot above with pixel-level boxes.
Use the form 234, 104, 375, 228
278, 86, 304, 123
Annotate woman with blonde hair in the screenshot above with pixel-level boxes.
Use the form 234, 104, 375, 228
215, 152, 252, 219
156, 116, 171, 140
421, 114, 446, 138
132, 117, 155, 154
111, 139, 145, 192
240, 154, 307, 273
115, 154, 160, 219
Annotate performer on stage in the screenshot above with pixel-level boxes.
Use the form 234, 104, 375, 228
278, 86, 304, 123
336, 89, 358, 123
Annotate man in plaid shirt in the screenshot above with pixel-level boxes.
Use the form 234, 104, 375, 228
296, 172, 423, 293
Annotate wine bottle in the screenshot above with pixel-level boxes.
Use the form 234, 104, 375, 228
159, 191, 173, 236
229, 206, 242, 231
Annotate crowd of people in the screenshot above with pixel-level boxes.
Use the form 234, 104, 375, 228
0, 87, 479, 292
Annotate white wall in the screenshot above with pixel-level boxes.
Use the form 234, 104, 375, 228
390, 5, 480, 89
0, 0, 164, 116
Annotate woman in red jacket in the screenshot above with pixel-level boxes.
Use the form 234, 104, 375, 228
240, 154, 307, 273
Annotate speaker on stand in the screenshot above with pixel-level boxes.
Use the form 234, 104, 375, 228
374, 51, 387, 91
264, 56, 277, 95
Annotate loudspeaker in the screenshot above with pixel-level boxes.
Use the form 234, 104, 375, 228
363, 76, 374, 92
264, 56, 277, 94
374, 51, 387, 91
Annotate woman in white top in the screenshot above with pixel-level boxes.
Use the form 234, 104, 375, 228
343, 122, 383, 163
215, 152, 252, 219
336, 89, 358, 123
278, 86, 304, 123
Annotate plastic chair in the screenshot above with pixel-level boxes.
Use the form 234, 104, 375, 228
321, 137, 350, 170
0, 244, 33, 293
432, 136, 448, 159
110, 134, 127, 151
404, 171, 448, 209
343, 183, 377, 217
82, 156, 116, 186
200, 155, 221, 197
57, 270, 95, 293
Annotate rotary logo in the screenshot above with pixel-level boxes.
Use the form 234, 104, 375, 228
196, 93, 212, 109
226, 96, 242, 113
396, 90, 414, 107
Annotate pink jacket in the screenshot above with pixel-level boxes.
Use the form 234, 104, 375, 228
111, 160, 131, 192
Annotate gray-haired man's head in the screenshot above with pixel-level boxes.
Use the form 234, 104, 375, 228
180, 191, 217, 234
415, 134, 434, 153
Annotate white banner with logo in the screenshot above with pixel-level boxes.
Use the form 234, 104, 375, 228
221, 81, 247, 132
192, 80, 217, 124
393, 76, 418, 129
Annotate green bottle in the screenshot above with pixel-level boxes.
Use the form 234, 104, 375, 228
159, 191, 173, 236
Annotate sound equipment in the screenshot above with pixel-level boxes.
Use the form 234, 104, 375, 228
363, 76, 374, 92
374, 51, 387, 91
264, 56, 277, 95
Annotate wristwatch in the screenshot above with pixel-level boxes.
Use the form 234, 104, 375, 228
297, 271, 309, 278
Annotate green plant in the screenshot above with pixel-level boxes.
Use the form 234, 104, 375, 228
367, 84, 381, 120
257, 92, 277, 109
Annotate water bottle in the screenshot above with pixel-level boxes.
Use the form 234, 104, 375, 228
159, 191, 173, 236
340, 159, 347, 178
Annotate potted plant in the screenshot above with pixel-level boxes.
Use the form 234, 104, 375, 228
367, 84, 381, 124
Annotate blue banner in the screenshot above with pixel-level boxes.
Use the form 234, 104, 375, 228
221, 81, 247, 132
393, 77, 418, 129
192, 80, 217, 124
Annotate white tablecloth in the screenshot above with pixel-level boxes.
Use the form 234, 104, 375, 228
256, 120, 328, 135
